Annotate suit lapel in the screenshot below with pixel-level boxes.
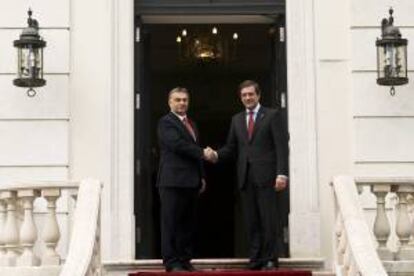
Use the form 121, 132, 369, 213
237, 112, 249, 143
250, 107, 266, 142
187, 118, 198, 141
168, 113, 197, 143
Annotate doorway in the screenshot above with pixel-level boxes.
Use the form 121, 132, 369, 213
134, 19, 288, 259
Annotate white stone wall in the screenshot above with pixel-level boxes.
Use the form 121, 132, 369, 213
0, 0, 136, 262
296, 0, 414, 266
349, 0, 414, 257
0, 0, 71, 258
1, 0, 413, 268
351, 0, 414, 176
0, 1, 69, 183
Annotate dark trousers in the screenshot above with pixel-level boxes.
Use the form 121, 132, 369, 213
159, 187, 198, 269
241, 165, 279, 265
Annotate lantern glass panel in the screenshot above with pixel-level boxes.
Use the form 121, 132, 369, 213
396, 44, 408, 78
18, 46, 43, 80
377, 43, 407, 79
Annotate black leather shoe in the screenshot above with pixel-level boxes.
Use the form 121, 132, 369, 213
183, 262, 198, 272
261, 261, 278, 270
166, 265, 187, 272
248, 262, 263, 270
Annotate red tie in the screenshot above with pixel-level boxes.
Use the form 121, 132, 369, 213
183, 117, 196, 141
247, 111, 255, 140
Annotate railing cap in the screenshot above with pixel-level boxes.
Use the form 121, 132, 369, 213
0, 181, 80, 192
355, 176, 414, 186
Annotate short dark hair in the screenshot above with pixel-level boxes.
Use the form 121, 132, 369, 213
168, 87, 189, 99
238, 80, 261, 97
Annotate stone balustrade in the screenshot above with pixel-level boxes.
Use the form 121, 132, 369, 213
332, 176, 387, 276
333, 176, 414, 276
0, 179, 102, 276
355, 177, 414, 262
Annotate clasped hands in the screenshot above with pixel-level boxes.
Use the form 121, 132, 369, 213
203, 146, 218, 163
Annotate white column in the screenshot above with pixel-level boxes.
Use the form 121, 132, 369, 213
286, 0, 321, 257
70, 0, 135, 260
17, 189, 40, 266
41, 188, 61, 265
108, 0, 135, 259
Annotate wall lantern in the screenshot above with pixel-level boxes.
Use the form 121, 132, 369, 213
376, 7, 408, 96
13, 9, 46, 97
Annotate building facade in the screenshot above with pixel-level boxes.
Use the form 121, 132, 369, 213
0, 0, 413, 272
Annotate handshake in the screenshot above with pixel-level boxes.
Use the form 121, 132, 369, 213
203, 147, 218, 163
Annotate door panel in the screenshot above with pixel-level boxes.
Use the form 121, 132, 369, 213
135, 17, 159, 258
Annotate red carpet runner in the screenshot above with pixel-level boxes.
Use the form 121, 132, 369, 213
130, 270, 312, 276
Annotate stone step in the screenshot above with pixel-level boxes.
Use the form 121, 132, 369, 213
312, 272, 334, 276
104, 258, 329, 276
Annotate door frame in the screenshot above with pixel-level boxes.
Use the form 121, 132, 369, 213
133, 14, 288, 259
105, 0, 321, 260
134, 18, 288, 258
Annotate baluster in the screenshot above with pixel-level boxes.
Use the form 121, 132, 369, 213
68, 189, 78, 241
395, 185, 414, 259
41, 188, 61, 265
17, 189, 40, 266
410, 192, 414, 246
371, 184, 393, 260
0, 198, 6, 265
2, 191, 19, 266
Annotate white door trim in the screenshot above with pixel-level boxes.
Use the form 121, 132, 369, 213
105, 0, 321, 260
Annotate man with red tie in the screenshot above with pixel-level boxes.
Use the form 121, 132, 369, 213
157, 87, 208, 272
206, 80, 289, 270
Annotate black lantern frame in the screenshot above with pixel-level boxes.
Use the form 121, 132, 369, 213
376, 8, 408, 96
13, 9, 46, 97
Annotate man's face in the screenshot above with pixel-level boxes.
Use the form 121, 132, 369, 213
240, 85, 260, 110
169, 92, 189, 115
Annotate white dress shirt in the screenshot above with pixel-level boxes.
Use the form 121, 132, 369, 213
245, 103, 261, 127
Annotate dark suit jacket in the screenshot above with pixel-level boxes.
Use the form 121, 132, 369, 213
157, 112, 205, 188
218, 106, 288, 189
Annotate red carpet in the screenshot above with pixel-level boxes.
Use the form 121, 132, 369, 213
130, 270, 311, 276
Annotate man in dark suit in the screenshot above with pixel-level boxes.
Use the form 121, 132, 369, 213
157, 87, 208, 272
205, 80, 288, 270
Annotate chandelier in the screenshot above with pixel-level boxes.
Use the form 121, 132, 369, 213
176, 26, 239, 63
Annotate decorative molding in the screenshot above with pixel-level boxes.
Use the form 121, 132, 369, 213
135, 1, 284, 15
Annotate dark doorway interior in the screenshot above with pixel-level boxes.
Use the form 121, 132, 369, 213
135, 22, 288, 259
